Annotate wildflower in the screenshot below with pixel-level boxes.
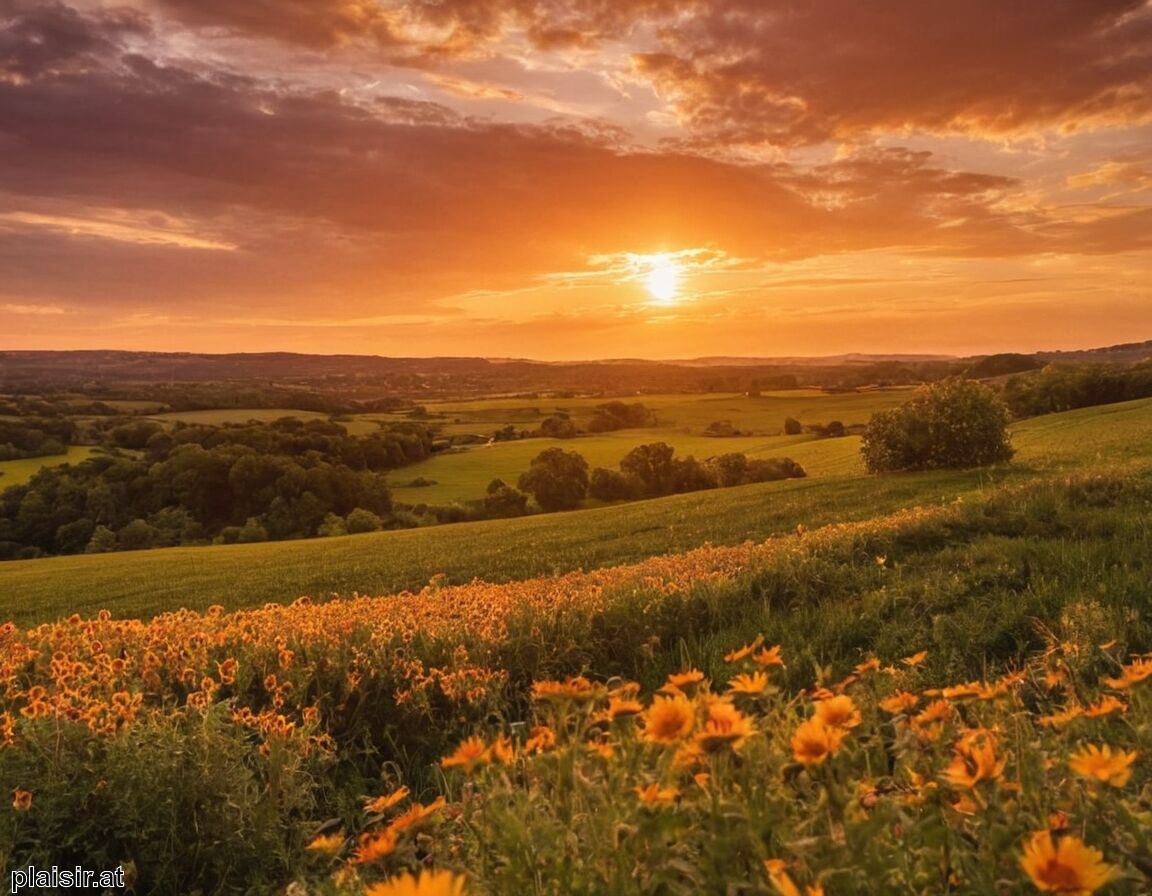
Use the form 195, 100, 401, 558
1019, 831, 1115, 895
642, 695, 695, 744
586, 737, 614, 760
606, 696, 645, 719
694, 700, 755, 753
350, 828, 398, 864
752, 645, 785, 668
727, 671, 771, 696
12, 788, 32, 811
364, 786, 409, 814
880, 691, 919, 714
524, 725, 556, 754
765, 859, 824, 896
305, 832, 343, 856
634, 783, 679, 805
364, 869, 469, 896
790, 718, 845, 765
441, 736, 489, 774
813, 695, 861, 730
1083, 695, 1126, 718
853, 658, 881, 676
914, 700, 953, 726
487, 735, 514, 765
724, 635, 765, 663
389, 797, 445, 833
531, 677, 604, 704
1068, 744, 1137, 788
1103, 658, 1152, 689
942, 681, 984, 700
942, 730, 1006, 789
1038, 706, 1084, 729
661, 668, 706, 697
901, 650, 928, 667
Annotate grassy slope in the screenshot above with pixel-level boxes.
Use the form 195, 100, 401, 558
1, 397, 1150, 627
0, 446, 99, 488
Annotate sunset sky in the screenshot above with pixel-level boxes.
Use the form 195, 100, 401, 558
1, 0, 1150, 359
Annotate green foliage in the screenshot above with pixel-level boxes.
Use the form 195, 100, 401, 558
861, 378, 1014, 472
517, 448, 590, 511
345, 508, 383, 534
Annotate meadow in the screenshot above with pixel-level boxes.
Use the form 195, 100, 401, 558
3, 394, 1152, 894
0, 446, 98, 489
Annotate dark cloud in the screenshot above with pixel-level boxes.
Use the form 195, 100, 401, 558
0, 0, 148, 79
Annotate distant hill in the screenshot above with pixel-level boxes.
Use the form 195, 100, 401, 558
1035, 340, 1152, 365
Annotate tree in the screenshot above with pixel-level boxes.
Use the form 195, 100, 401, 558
483, 479, 528, 517
345, 507, 383, 533
861, 378, 1014, 473
517, 448, 589, 511
588, 467, 633, 502
619, 442, 677, 497
783, 417, 802, 435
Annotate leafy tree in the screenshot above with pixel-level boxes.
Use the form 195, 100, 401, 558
783, 417, 802, 435
588, 468, 633, 502
85, 525, 117, 554
483, 479, 528, 517
620, 442, 677, 497
861, 378, 1014, 473
345, 508, 383, 533
517, 448, 589, 511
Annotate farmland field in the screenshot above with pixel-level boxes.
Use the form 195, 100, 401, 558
0, 445, 99, 487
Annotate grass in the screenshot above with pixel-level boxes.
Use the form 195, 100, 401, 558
2, 397, 1150, 627
0, 446, 99, 488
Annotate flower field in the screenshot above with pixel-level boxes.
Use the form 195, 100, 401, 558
2, 469, 1151, 892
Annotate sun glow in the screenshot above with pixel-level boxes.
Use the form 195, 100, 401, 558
643, 255, 682, 305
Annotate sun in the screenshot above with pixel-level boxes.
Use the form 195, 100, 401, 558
643, 255, 681, 305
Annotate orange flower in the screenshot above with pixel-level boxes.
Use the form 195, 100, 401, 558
1102, 658, 1152, 689
1019, 831, 1115, 895
853, 658, 881, 676
389, 797, 445, 834
661, 668, 707, 697
1038, 707, 1084, 729
634, 783, 679, 805
764, 859, 824, 896
901, 650, 928, 667
752, 645, 785, 668
364, 869, 468, 896
790, 718, 845, 765
531, 677, 604, 704
880, 691, 920, 714
1082, 695, 1126, 718
12, 788, 32, 811
642, 695, 695, 744
694, 700, 755, 753
305, 832, 344, 856
524, 725, 556, 754
364, 786, 409, 814
1068, 744, 1137, 788
487, 735, 514, 765
606, 696, 644, 720
914, 699, 953, 726
727, 671, 770, 696
813, 695, 861, 730
942, 730, 1006, 789
350, 828, 398, 864
441, 736, 489, 774
724, 635, 765, 663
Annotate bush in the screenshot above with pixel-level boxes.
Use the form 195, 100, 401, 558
861, 378, 1014, 472
345, 507, 383, 533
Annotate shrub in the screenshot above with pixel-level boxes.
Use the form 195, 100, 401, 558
861, 378, 1014, 472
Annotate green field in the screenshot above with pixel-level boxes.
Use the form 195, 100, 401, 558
0, 446, 99, 488
2, 397, 1150, 627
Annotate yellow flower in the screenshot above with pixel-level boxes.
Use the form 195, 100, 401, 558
1020, 831, 1116, 895
634, 783, 679, 805
350, 828, 398, 864
487, 735, 514, 765
853, 657, 881, 676
1082, 695, 1126, 718
813, 695, 861, 730
790, 717, 845, 765
752, 645, 785, 668
364, 786, 409, 814
606, 696, 645, 719
727, 671, 770, 696
389, 797, 445, 834
694, 700, 755, 753
441, 736, 489, 774
1103, 658, 1152, 689
661, 668, 707, 697
524, 725, 555, 754
532, 677, 604, 704
724, 635, 765, 663
642, 695, 695, 744
901, 650, 928, 667
1038, 706, 1084, 729
942, 729, 1006, 789
1068, 744, 1137, 788
305, 832, 343, 856
12, 788, 32, 811
365, 869, 468, 896
764, 859, 824, 896
914, 699, 953, 726
879, 691, 919, 714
